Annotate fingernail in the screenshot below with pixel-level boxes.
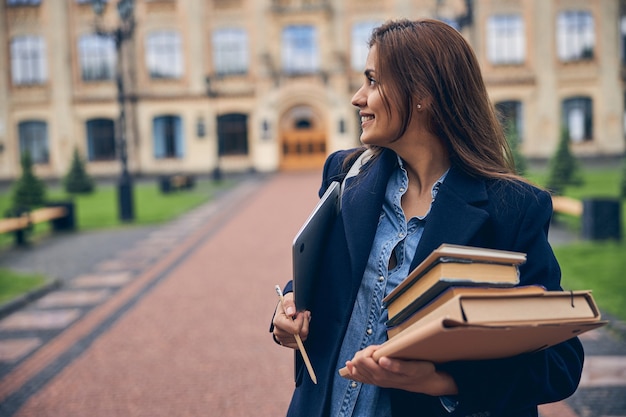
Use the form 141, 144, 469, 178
286, 306, 295, 316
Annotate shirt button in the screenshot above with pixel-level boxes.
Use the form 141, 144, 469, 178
366, 328, 373, 335
398, 232, 405, 238
350, 382, 358, 388
399, 187, 405, 192
378, 276, 384, 282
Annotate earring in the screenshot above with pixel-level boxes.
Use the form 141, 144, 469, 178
417, 104, 422, 109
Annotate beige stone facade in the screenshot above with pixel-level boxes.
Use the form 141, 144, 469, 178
0, 0, 624, 181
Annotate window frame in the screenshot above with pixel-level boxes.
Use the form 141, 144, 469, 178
487, 14, 525, 65
18, 120, 49, 164
145, 30, 184, 79
153, 115, 184, 159
281, 25, 319, 75
217, 113, 249, 156
86, 118, 117, 161
11, 35, 47, 86
557, 10, 595, 62
562, 97, 593, 142
351, 21, 380, 71
78, 34, 116, 82
212, 28, 249, 76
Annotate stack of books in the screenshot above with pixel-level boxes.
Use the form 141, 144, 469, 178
339, 244, 606, 378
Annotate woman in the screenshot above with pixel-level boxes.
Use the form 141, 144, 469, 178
271, 19, 584, 417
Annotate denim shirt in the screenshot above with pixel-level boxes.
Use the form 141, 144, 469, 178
330, 158, 448, 417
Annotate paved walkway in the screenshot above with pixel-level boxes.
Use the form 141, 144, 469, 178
0, 172, 624, 416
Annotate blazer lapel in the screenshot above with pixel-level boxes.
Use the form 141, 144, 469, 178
341, 149, 397, 286
410, 165, 490, 270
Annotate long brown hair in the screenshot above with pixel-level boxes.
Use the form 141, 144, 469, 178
368, 18, 522, 181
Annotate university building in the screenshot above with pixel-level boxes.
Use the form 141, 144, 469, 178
0, 0, 624, 181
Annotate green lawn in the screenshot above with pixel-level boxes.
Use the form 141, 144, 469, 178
0, 268, 47, 304
554, 241, 625, 322
0, 178, 234, 246
531, 166, 626, 321
0, 177, 235, 306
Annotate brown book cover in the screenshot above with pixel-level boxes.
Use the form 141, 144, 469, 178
385, 258, 521, 327
387, 285, 547, 338
384, 244, 525, 305
339, 290, 606, 378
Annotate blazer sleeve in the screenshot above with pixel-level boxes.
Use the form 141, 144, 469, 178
439, 188, 585, 416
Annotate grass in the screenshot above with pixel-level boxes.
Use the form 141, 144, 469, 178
0, 268, 47, 304
0, 177, 235, 306
0, 178, 234, 247
554, 241, 626, 322
531, 165, 626, 321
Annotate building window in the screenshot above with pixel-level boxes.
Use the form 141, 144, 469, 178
557, 10, 595, 62
11, 35, 47, 85
7, 0, 41, 5
496, 100, 524, 142
18, 120, 48, 164
487, 14, 525, 65
562, 97, 593, 142
281, 25, 318, 75
78, 34, 116, 81
86, 119, 116, 161
212, 28, 248, 76
153, 115, 184, 158
146, 31, 183, 79
217, 113, 248, 156
351, 21, 380, 71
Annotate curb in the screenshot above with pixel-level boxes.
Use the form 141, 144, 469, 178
0, 278, 62, 320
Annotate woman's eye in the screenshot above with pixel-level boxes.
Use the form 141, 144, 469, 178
368, 77, 376, 86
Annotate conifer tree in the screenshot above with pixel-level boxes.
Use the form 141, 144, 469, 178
504, 121, 527, 176
10, 151, 46, 213
64, 147, 95, 194
546, 127, 584, 195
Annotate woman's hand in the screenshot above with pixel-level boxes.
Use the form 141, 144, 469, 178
343, 345, 458, 396
272, 291, 311, 350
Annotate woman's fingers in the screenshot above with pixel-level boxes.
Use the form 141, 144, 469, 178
272, 293, 311, 348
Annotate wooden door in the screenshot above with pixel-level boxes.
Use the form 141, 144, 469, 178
280, 130, 327, 170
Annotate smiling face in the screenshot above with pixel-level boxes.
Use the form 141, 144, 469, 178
351, 45, 405, 147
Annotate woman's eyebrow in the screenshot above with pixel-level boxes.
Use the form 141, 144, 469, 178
364, 69, 376, 77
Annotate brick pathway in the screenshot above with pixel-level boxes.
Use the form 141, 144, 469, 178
0, 172, 624, 416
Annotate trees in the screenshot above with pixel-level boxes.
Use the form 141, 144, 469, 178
9, 152, 46, 213
64, 147, 95, 194
504, 121, 527, 176
546, 127, 584, 195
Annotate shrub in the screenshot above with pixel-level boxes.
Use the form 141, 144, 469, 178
546, 127, 584, 195
64, 147, 95, 194
504, 121, 527, 176
9, 152, 46, 214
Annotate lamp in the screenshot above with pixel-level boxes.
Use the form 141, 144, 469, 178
91, 0, 136, 222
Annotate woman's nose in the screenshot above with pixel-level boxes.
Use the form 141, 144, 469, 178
351, 87, 365, 108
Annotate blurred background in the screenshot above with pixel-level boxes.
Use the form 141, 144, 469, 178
0, 0, 624, 184
0, 2, 625, 416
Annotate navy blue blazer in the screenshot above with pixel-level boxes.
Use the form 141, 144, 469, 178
282, 148, 584, 417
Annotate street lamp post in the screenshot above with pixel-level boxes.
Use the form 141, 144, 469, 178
92, 0, 135, 222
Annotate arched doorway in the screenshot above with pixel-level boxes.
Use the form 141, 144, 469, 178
279, 105, 327, 170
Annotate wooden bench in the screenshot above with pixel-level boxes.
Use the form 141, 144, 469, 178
551, 196, 622, 241
159, 174, 195, 193
551, 196, 583, 217
0, 205, 74, 245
